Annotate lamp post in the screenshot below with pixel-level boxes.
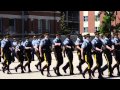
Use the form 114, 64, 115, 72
22, 11, 25, 40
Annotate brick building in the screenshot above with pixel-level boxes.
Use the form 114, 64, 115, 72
0, 11, 61, 37
80, 11, 120, 36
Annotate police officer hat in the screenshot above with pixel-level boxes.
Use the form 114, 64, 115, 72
5, 34, 10, 38
94, 31, 100, 35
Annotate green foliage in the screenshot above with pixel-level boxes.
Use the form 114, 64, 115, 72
98, 11, 117, 35
58, 12, 71, 35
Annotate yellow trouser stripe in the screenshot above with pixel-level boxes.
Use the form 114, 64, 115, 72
85, 55, 90, 69
104, 53, 110, 75
44, 53, 48, 66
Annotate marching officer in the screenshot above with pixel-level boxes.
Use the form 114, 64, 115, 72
35, 35, 45, 71
1, 35, 12, 74
15, 39, 25, 73
91, 31, 104, 79
12, 38, 17, 62
112, 32, 120, 76
52, 34, 63, 76
81, 32, 93, 79
101, 33, 114, 77
32, 35, 42, 71
40, 33, 52, 77
75, 34, 83, 74
63, 34, 75, 75
23, 36, 33, 73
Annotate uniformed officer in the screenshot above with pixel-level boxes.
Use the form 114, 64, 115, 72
40, 33, 52, 77
81, 32, 93, 79
62, 34, 75, 75
1, 35, 12, 74
23, 36, 33, 73
52, 34, 63, 76
112, 32, 120, 76
34, 35, 42, 71
101, 33, 114, 77
75, 34, 83, 74
12, 38, 17, 62
91, 31, 104, 79
15, 39, 25, 73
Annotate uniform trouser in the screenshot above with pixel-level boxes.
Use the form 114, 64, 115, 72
24, 50, 32, 71
43, 52, 52, 74
93, 52, 103, 76
112, 50, 120, 74
32, 49, 35, 61
3, 52, 12, 71
16, 52, 24, 71
54, 51, 63, 73
77, 51, 85, 73
35, 50, 43, 70
63, 51, 73, 74
84, 54, 93, 77
102, 51, 112, 76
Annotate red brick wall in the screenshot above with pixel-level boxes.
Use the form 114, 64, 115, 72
16, 19, 22, 33
88, 11, 95, 33
3, 18, 9, 33
80, 11, 83, 34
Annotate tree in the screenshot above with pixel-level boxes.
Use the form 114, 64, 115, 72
98, 11, 116, 34
58, 12, 71, 35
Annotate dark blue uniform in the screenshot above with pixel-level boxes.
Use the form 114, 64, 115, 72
102, 37, 114, 77
75, 37, 83, 74
92, 37, 103, 78
53, 37, 63, 76
81, 39, 93, 79
15, 42, 25, 73
112, 37, 120, 75
40, 38, 52, 76
1, 38, 12, 74
23, 40, 33, 72
63, 38, 75, 75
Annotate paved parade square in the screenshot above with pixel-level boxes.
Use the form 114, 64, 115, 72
0, 52, 119, 79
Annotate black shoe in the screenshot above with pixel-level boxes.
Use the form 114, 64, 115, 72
53, 67, 57, 75
92, 70, 95, 77
62, 67, 66, 73
21, 71, 24, 73
41, 69, 44, 75
70, 72, 74, 75
89, 76, 93, 79
7, 71, 11, 74
15, 67, 17, 72
47, 73, 51, 77
28, 70, 32, 73
82, 72, 85, 78
98, 75, 104, 79
2, 67, 5, 73
23, 66, 26, 71
57, 73, 62, 76
109, 74, 114, 77
117, 72, 120, 76
35, 65, 39, 70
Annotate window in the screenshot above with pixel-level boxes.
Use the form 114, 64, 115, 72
9, 19, 16, 34
46, 20, 50, 33
0, 18, 2, 33
95, 27, 99, 31
38, 19, 42, 33
84, 27, 88, 32
95, 15, 100, 21
84, 16, 88, 21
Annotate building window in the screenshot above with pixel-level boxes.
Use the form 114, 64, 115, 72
38, 19, 42, 33
95, 15, 100, 21
95, 27, 99, 31
9, 19, 16, 34
84, 16, 88, 21
84, 27, 88, 32
0, 18, 2, 33
46, 20, 50, 33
